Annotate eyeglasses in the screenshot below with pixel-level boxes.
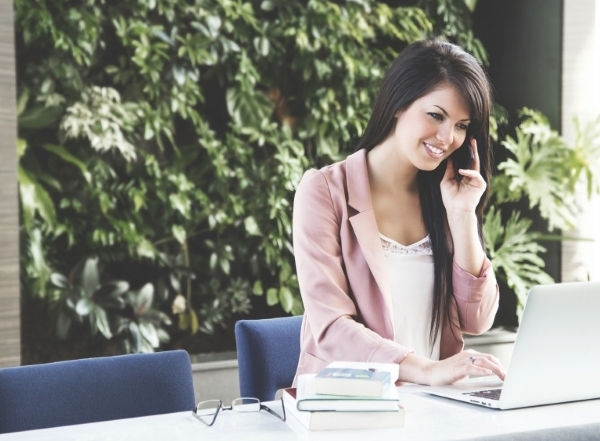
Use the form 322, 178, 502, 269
192, 397, 286, 427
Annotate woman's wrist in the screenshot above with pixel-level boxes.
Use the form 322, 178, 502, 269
447, 210, 478, 231
398, 353, 435, 385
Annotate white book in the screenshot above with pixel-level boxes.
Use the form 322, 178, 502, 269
283, 388, 405, 431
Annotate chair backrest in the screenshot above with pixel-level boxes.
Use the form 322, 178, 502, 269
0, 350, 196, 434
235, 316, 303, 402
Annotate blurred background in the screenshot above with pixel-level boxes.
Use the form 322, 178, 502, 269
0, 0, 599, 401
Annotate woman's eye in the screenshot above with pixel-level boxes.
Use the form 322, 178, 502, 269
428, 112, 443, 121
456, 123, 469, 131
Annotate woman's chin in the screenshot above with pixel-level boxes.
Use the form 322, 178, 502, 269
415, 160, 443, 172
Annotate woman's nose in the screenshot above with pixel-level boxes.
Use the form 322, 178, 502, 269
436, 125, 454, 145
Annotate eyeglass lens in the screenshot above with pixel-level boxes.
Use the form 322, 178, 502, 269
231, 398, 261, 412
194, 397, 285, 426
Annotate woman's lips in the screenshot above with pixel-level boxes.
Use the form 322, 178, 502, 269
424, 142, 444, 159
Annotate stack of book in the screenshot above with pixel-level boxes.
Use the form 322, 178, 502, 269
283, 361, 405, 431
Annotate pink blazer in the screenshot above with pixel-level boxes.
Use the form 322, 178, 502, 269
292, 149, 499, 379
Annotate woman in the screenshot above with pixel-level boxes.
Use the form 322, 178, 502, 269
292, 38, 506, 386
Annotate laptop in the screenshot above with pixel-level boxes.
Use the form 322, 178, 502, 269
421, 281, 600, 409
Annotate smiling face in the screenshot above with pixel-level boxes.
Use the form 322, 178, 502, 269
390, 84, 471, 172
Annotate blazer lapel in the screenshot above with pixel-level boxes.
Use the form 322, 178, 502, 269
346, 150, 395, 338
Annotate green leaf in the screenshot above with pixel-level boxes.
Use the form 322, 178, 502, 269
172, 64, 186, 86
17, 88, 29, 116
152, 29, 174, 46
260, 1, 275, 11
206, 16, 222, 38
50, 273, 69, 288
279, 286, 294, 312
266, 288, 278, 306
81, 258, 100, 297
157, 328, 170, 343
189, 309, 199, 334
463, 0, 478, 12
226, 86, 274, 128
169, 193, 191, 218
42, 144, 92, 183
209, 252, 218, 270
220, 258, 230, 275
134, 283, 154, 315
18, 164, 56, 230
178, 312, 190, 330
93, 307, 113, 339
137, 240, 156, 259
56, 311, 72, 339
129, 322, 142, 353
17, 138, 27, 158
252, 280, 263, 295
244, 216, 261, 235
139, 321, 160, 347
75, 298, 94, 316
172, 224, 186, 244
571, 114, 600, 198
27, 228, 51, 297
19, 105, 63, 129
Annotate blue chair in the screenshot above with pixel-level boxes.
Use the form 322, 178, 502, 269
0, 350, 196, 434
235, 316, 303, 402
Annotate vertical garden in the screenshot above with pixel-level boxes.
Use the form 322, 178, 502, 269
16, 0, 600, 363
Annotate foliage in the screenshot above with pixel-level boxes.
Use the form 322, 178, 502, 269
483, 208, 553, 318
417, 0, 487, 65
487, 109, 600, 317
20, 0, 589, 350
495, 109, 578, 231
16, 0, 453, 354
49, 257, 171, 352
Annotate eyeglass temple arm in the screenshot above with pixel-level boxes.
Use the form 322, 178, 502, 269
260, 398, 286, 421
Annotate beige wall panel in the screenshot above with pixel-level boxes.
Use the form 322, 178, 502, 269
0, 0, 21, 367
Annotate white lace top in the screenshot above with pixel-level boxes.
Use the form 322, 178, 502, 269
380, 233, 441, 361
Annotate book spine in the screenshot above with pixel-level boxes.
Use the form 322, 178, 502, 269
283, 390, 311, 430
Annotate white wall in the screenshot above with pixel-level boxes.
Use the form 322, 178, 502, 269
561, 0, 600, 282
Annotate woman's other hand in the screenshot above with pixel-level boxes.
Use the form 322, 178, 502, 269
399, 349, 506, 386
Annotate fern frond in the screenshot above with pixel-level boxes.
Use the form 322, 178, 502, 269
484, 207, 554, 318
497, 109, 578, 231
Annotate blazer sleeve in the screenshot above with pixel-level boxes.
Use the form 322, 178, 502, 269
293, 169, 412, 365
452, 258, 499, 335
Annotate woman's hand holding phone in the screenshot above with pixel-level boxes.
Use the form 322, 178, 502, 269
440, 137, 486, 216
440, 137, 488, 277
453, 139, 475, 182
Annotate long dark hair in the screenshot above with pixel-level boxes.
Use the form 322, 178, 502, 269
355, 38, 493, 348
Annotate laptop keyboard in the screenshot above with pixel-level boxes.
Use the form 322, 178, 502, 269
463, 388, 502, 401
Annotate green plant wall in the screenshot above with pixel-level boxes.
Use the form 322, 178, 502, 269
17, 0, 600, 359
16, 0, 438, 358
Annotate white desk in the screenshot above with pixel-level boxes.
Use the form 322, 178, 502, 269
3, 385, 600, 440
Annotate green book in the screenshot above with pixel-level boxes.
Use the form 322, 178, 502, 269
296, 373, 399, 411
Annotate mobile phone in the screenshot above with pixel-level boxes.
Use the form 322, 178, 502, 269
451, 137, 474, 182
